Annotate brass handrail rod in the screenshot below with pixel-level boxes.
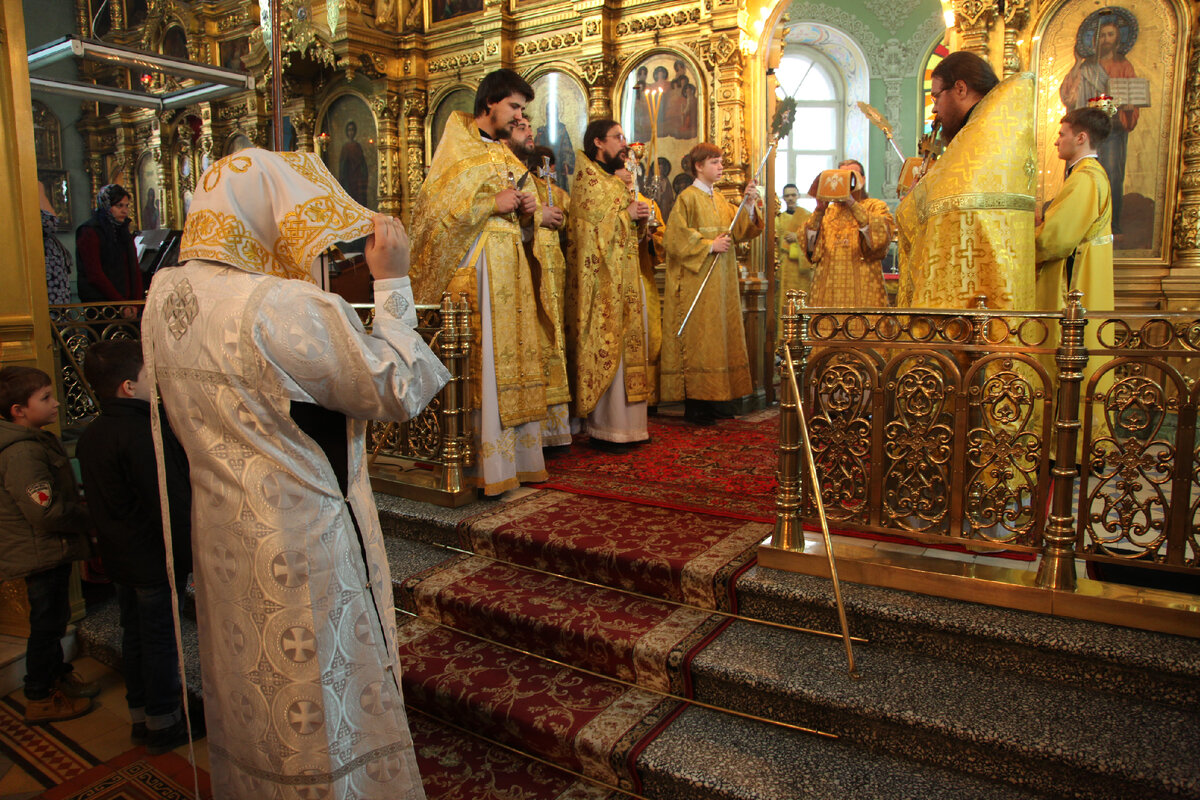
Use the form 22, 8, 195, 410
781, 325, 860, 679
393, 536, 869, 643
397, 608, 840, 740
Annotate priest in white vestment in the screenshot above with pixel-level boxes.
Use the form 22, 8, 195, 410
143, 149, 448, 799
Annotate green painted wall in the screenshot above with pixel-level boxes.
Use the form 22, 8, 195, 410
785, 0, 945, 202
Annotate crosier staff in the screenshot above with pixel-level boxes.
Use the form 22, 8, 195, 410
676, 140, 776, 337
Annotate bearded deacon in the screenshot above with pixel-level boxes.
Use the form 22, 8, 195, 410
565, 120, 654, 447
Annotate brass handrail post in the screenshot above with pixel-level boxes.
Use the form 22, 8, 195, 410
1037, 290, 1086, 591
455, 296, 475, 469
437, 293, 465, 494
772, 290, 805, 550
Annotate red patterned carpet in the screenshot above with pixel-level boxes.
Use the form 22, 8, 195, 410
461, 491, 766, 611
399, 555, 729, 696
34, 748, 208, 800
397, 618, 680, 794
538, 412, 779, 522
411, 712, 625, 799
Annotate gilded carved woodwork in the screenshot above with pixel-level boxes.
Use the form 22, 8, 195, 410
954, 0, 995, 57
1174, 3, 1200, 265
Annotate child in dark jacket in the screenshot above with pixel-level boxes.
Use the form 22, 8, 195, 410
76, 340, 198, 754
0, 366, 98, 723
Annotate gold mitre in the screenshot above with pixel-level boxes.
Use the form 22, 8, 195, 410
1088, 94, 1119, 118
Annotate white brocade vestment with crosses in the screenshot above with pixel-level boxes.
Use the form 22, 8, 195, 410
144, 260, 447, 799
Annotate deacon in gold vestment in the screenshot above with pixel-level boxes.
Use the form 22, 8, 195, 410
510, 128, 572, 447
624, 169, 665, 403
565, 121, 654, 445
662, 143, 764, 424
1035, 108, 1115, 455
897, 53, 1036, 312
776, 183, 813, 317
410, 70, 548, 494
803, 160, 894, 308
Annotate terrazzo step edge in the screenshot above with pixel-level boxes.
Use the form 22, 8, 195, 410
736, 564, 1200, 710
384, 537, 1197, 800
689, 619, 1200, 800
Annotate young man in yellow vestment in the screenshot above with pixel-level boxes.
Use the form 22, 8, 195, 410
564, 120, 654, 449
410, 69, 549, 495
617, 152, 667, 410
662, 143, 764, 426
896, 51, 1036, 312
775, 183, 813, 328
509, 119, 572, 448
803, 160, 894, 308
1035, 106, 1115, 454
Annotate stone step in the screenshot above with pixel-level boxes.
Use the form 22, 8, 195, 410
386, 535, 1200, 800
396, 615, 1044, 800
377, 493, 1200, 710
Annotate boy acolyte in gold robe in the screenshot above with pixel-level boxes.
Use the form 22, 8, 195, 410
1035, 108, 1115, 457
662, 144, 764, 409
410, 71, 548, 495
896, 59, 1036, 312
803, 162, 893, 307
565, 122, 654, 444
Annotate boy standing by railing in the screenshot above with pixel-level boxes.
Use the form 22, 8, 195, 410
76, 340, 198, 753
0, 366, 97, 723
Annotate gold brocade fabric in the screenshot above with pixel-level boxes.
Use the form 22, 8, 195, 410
896, 73, 1037, 311
805, 198, 893, 308
410, 112, 547, 427
638, 195, 665, 405
661, 186, 764, 403
565, 155, 649, 417
179, 149, 375, 282
528, 177, 572, 407
776, 209, 812, 314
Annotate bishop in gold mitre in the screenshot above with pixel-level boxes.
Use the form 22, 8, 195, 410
410, 69, 549, 495
896, 51, 1036, 312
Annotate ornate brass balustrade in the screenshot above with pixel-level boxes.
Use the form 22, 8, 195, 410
48, 296, 475, 506
770, 290, 1200, 610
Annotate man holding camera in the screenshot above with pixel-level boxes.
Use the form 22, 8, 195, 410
802, 160, 894, 308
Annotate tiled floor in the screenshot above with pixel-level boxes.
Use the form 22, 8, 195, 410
0, 656, 208, 799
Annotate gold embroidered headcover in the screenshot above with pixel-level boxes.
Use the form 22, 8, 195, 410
179, 148, 375, 283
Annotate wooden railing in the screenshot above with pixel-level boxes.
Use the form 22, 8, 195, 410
49, 297, 476, 506
771, 290, 1200, 595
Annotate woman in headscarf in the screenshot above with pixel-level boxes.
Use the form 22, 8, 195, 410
143, 149, 448, 799
75, 184, 143, 302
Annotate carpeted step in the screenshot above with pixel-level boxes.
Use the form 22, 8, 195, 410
379, 491, 1200, 713
456, 491, 765, 610
397, 618, 1048, 800
396, 553, 727, 696
396, 616, 680, 794
410, 711, 629, 799
384, 534, 1200, 800
688, 618, 1200, 800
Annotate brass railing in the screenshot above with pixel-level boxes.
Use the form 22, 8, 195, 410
772, 290, 1200, 593
49, 297, 476, 506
